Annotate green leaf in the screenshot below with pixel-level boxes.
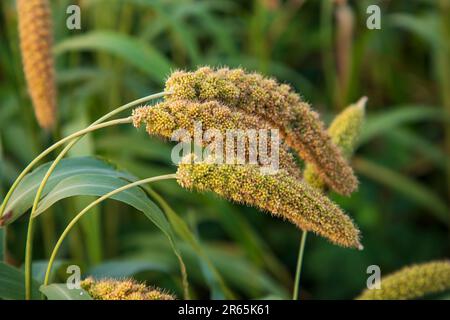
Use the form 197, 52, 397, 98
386, 128, 447, 169
34, 174, 171, 236
2, 157, 129, 226
389, 13, 440, 49
0, 262, 41, 300
354, 157, 449, 224
31, 169, 188, 298
54, 31, 173, 84
40, 284, 92, 300
360, 106, 445, 145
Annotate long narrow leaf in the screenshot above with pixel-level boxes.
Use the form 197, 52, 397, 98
40, 284, 92, 300
360, 106, 445, 145
0, 263, 41, 300
2, 157, 130, 225
354, 157, 448, 223
54, 31, 173, 84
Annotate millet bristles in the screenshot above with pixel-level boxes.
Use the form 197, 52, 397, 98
304, 97, 366, 190
81, 277, 175, 300
176, 154, 362, 249
165, 67, 358, 195
356, 260, 450, 300
17, 0, 57, 130
132, 99, 302, 180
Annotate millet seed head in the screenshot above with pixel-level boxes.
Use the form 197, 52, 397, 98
176, 154, 362, 249
304, 97, 366, 190
17, 0, 57, 130
165, 67, 358, 195
81, 277, 175, 300
356, 260, 450, 300
132, 99, 302, 179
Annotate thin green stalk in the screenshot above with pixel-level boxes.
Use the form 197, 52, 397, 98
22, 92, 169, 299
0, 118, 129, 221
292, 231, 307, 300
0, 91, 168, 218
43, 174, 177, 287
24, 117, 132, 299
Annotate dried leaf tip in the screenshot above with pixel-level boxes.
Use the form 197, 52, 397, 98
17, 0, 57, 130
176, 154, 362, 249
356, 260, 450, 300
81, 277, 175, 300
132, 100, 302, 179
165, 67, 358, 196
305, 97, 366, 191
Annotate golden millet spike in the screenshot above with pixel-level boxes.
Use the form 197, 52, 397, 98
165, 67, 358, 195
356, 260, 450, 300
81, 277, 175, 300
17, 0, 57, 130
304, 97, 366, 190
132, 99, 302, 180
176, 154, 362, 249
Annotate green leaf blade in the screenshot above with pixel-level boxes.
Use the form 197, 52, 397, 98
40, 284, 92, 300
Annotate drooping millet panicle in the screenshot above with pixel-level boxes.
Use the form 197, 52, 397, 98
176, 154, 362, 249
81, 277, 175, 300
132, 100, 302, 179
356, 260, 450, 300
165, 67, 358, 195
17, 0, 57, 130
304, 97, 366, 190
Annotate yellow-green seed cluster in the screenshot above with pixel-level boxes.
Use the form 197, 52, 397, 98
81, 277, 175, 300
176, 154, 362, 249
356, 260, 450, 300
304, 97, 366, 190
133, 100, 302, 179
165, 67, 357, 195
18, 0, 57, 130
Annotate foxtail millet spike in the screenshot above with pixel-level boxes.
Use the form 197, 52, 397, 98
165, 67, 358, 195
176, 154, 362, 249
304, 97, 366, 190
17, 0, 57, 130
132, 99, 302, 180
356, 260, 450, 300
81, 277, 175, 300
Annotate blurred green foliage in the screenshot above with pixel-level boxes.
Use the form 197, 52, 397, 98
0, 0, 448, 299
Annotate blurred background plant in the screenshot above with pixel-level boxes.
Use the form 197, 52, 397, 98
0, 0, 448, 299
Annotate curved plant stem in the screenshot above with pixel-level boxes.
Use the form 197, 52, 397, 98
3, 91, 166, 300
292, 231, 307, 300
43, 174, 177, 289
0, 91, 168, 219
23, 117, 132, 299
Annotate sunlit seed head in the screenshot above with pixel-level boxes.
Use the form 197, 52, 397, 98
132, 100, 302, 179
356, 260, 450, 300
176, 154, 362, 249
304, 97, 366, 190
81, 277, 175, 300
165, 67, 357, 195
328, 96, 366, 158
17, 0, 57, 130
